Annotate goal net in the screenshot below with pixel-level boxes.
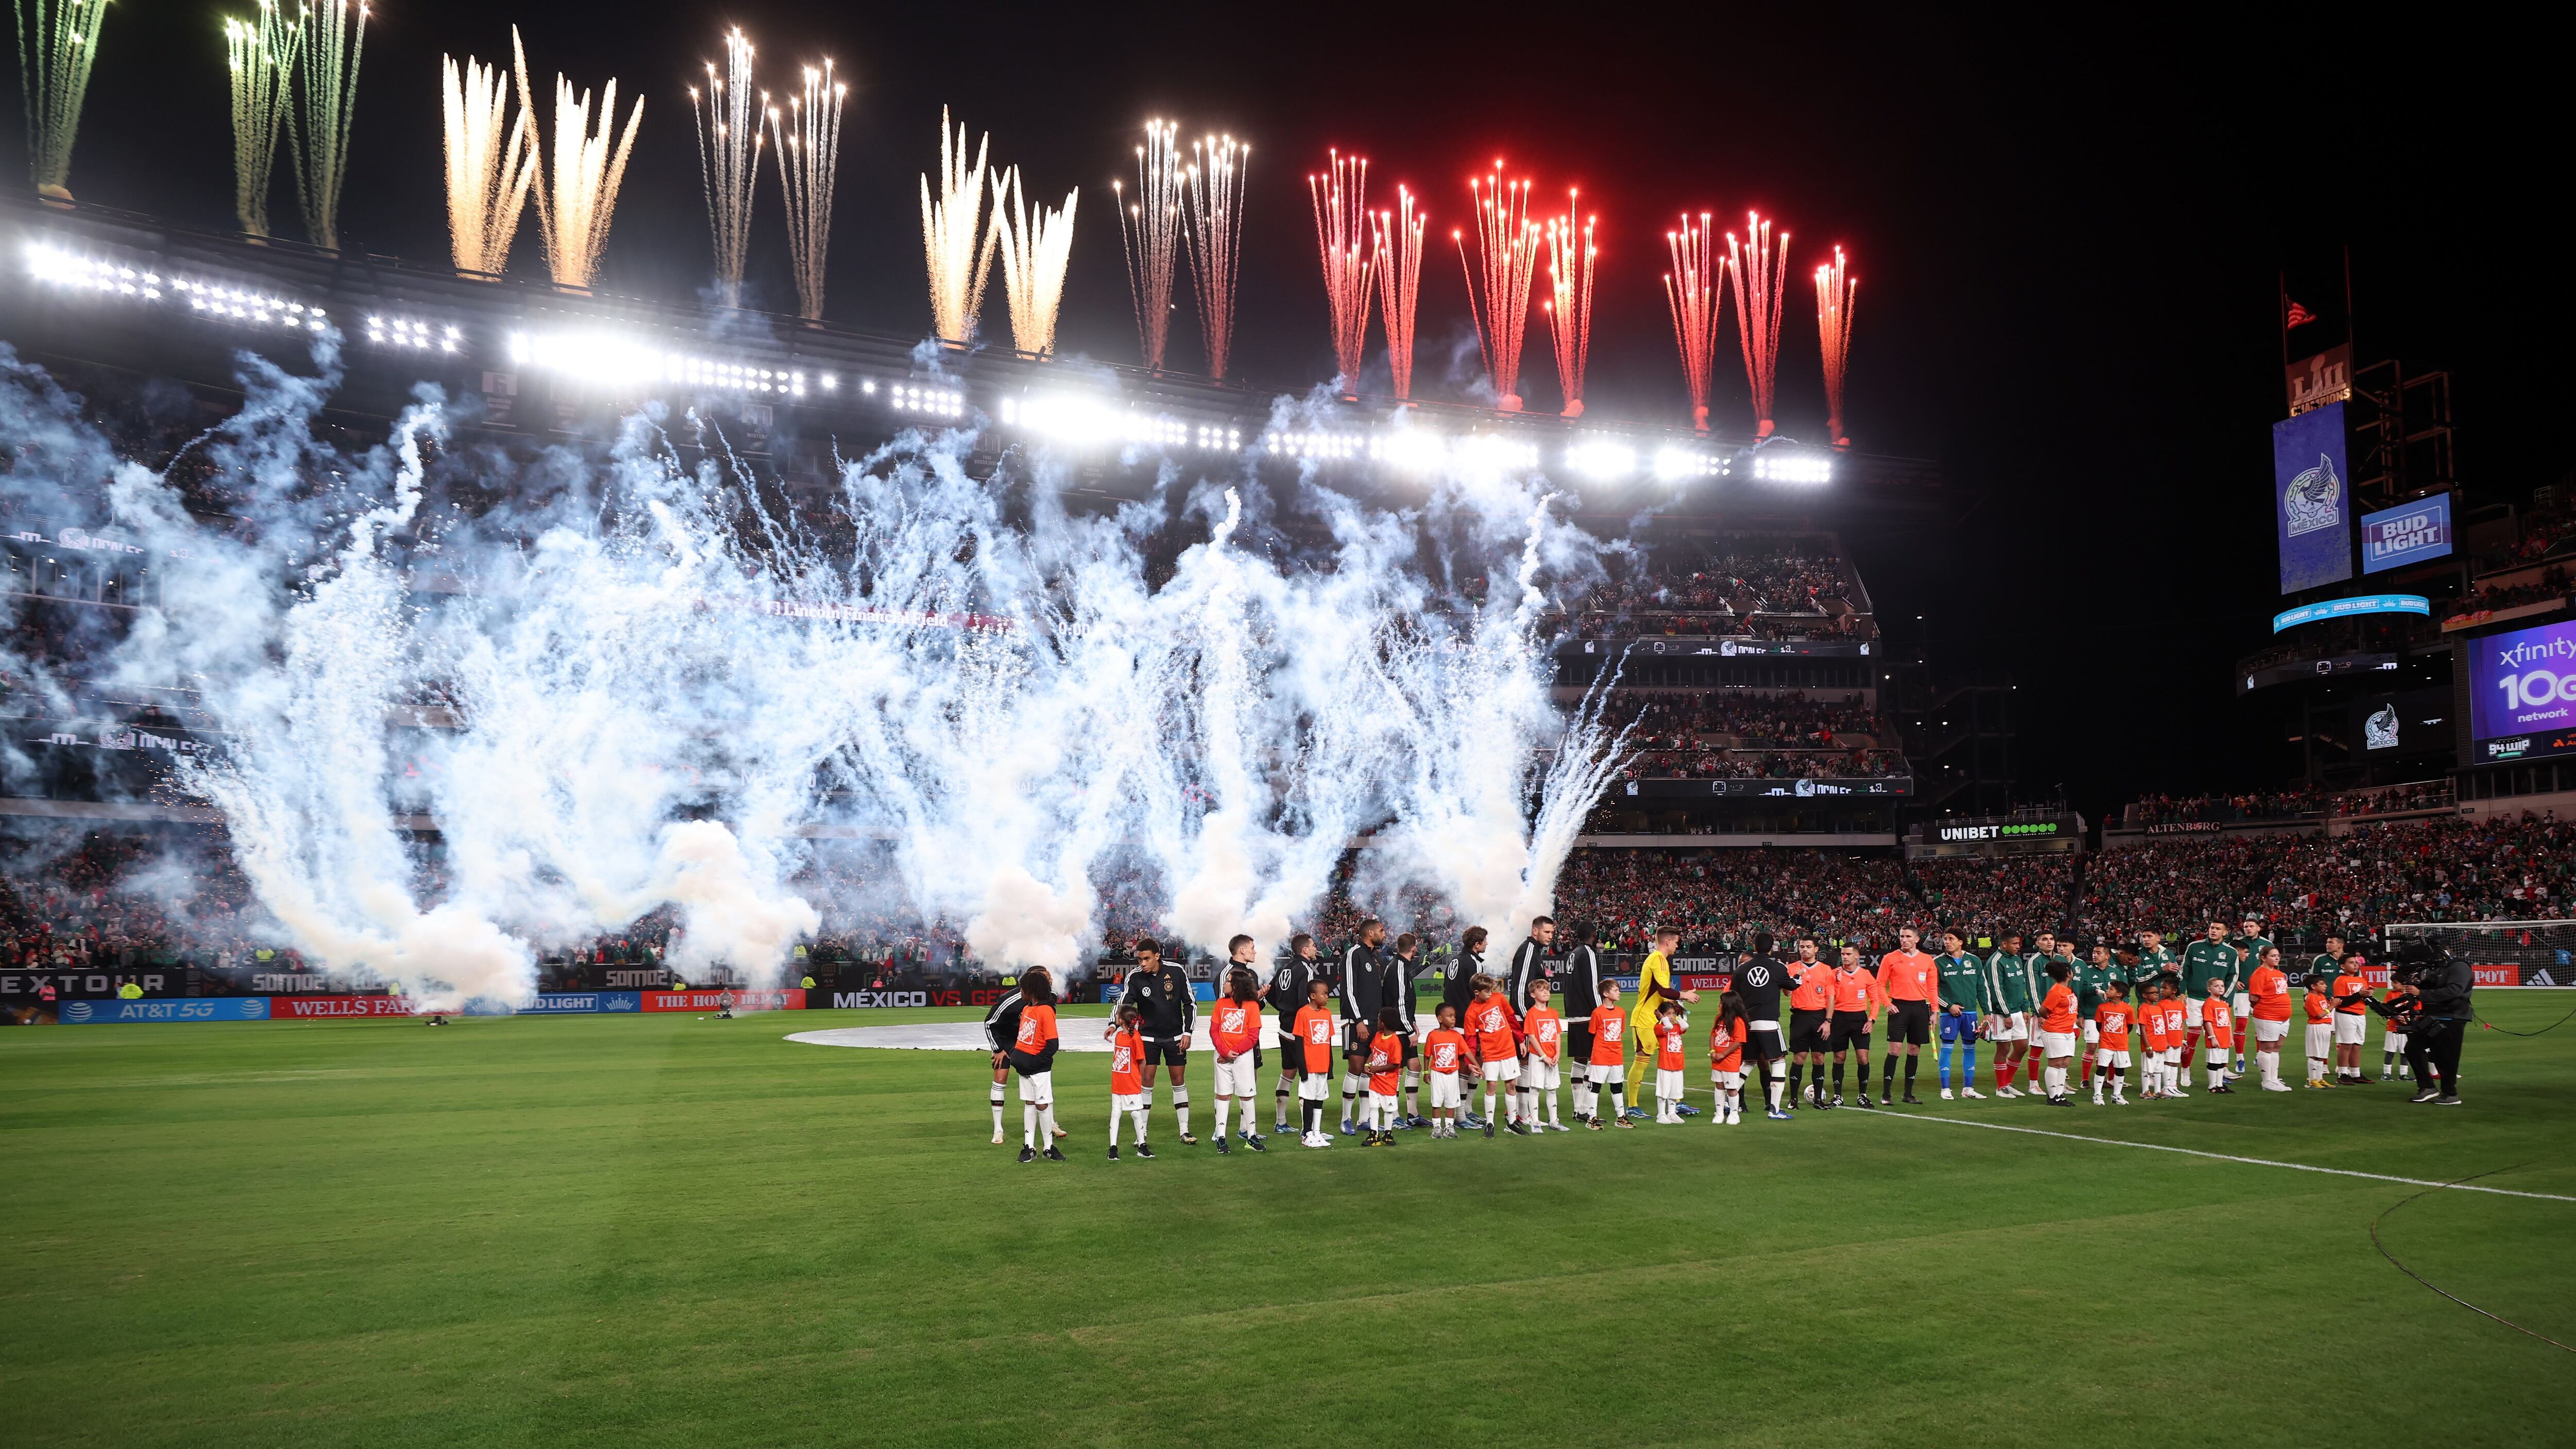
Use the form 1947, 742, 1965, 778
2383, 921, 2576, 988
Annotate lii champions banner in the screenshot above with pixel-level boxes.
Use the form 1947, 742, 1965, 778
2467, 616, 2576, 762
2274, 400, 2353, 594
2362, 496, 2453, 573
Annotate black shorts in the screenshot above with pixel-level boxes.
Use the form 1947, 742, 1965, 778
1790, 1008, 1831, 1050
1889, 1000, 1933, 1046
1395, 1030, 1418, 1063
1828, 1010, 1873, 1052
1140, 1037, 1188, 1068
1747, 1026, 1787, 1061
1567, 1024, 1595, 1063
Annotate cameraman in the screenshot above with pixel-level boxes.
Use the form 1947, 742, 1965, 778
2350, 944, 2468, 1106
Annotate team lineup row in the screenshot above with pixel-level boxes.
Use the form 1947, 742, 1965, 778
977, 915, 2448, 1162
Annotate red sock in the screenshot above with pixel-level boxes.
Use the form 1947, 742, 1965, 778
1995, 1059, 2011, 1090
2182, 1030, 2201, 1062
2025, 1055, 2044, 1086
2080, 1059, 2094, 1085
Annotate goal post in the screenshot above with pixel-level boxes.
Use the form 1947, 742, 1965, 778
2383, 921, 2576, 987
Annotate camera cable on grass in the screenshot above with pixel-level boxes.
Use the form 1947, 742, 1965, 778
2371, 1164, 2575, 1355
2473, 1002, 2576, 1038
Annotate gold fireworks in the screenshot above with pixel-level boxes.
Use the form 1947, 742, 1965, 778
1542, 190, 1595, 417
990, 167, 1077, 356
224, 1, 302, 236
1112, 118, 1181, 371
439, 48, 535, 274
1371, 186, 1426, 402
1662, 211, 1723, 434
1726, 211, 1788, 438
1307, 149, 1372, 394
690, 28, 762, 306
766, 59, 845, 321
14, 0, 110, 200
919, 107, 997, 344
1454, 160, 1540, 412
286, 0, 364, 249
1182, 132, 1248, 380
513, 27, 643, 291
1815, 245, 1857, 446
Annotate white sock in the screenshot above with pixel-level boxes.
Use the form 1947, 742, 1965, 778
1175, 1089, 1190, 1137
1024, 1103, 1038, 1149
991, 1087, 1006, 1132
1573, 1083, 1592, 1117
1483, 1090, 1496, 1123
1546, 1090, 1561, 1125
1040, 1104, 1058, 1143
2261, 1054, 2282, 1087
1110, 1104, 1124, 1148
1214, 1098, 1230, 1140
2044, 1066, 2064, 1097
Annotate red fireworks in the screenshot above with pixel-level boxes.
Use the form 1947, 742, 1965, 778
1308, 149, 1375, 395
1815, 245, 1856, 446
1663, 210, 1724, 434
1453, 160, 1541, 412
1372, 184, 1426, 401
1726, 211, 1789, 438
1541, 190, 1596, 417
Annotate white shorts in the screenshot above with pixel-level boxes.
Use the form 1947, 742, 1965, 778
1112, 1091, 1145, 1113
2304, 1024, 2333, 1058
2094, 1048, 2130, 1069
1297, 1075, 1330, 1102
1656, 1068, 1685, 1099
2334, 1014, 2367, 1046
2385, 1028, 2408, 1047
1367, 1090, 1399, 1121
1212, 1055, 1260, 1096
2207, 1046, 2231, 1065
1428, 1075, 1462, 1109
1481, 1056, 1521, 1084
2163, 1047, 2183, 1065
1016, 1070, 1055, 1106
2252, 1017, 2288, 1044
1586, 1062, 1626, 1086
2233, 992, 2252, 1021
2083, 1020, 2101, 1045
2183, 997, 2206, 1027
2040, 1031, 2078, 1058
1717, 1069, 1744, 1089
1988, 1013, 2028, 1042
1521, 1057, 1560, 1090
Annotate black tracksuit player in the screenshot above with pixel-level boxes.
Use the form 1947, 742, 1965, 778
1507, 917, 1558, 1011
1732, 933, 1791, 1117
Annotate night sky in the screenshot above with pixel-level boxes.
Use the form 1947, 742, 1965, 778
12, 4, 2551, 824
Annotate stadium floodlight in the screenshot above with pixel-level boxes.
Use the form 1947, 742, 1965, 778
1652, 445, 1719, 483
505, 330, 809, 398
24, 242, 332, 335
886, 381, 963, 418
1564, 438, 1635, 482
1453, 432, 1541, 479
1368, 426, 1445, 473
365, 315, 463, 353
1266, 429, 1366, 463
1749, 450, 1833, 485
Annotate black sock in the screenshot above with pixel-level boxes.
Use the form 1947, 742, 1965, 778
1789, 1063, 1804, 1098
1904, 1055, 1918, 1089
1832, 1061, 1845, 1094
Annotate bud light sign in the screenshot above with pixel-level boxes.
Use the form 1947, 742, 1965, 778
2470, 617, 2576, 762
2361, 497, 2452, 573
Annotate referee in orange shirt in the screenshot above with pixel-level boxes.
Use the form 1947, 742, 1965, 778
1876, 926, 1939, 1106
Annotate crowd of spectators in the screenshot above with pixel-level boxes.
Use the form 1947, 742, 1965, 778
1621, 748, 1905, 781
1561, 538, 1867, 640
2074, 811, 2574, 944
1621, 690, 1891, 749
2437, 564, 2569, 623
2332, 780, 2454, 817
2119, 788, 2324, 827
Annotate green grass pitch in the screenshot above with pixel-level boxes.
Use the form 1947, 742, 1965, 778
6, 996, 2574, 1447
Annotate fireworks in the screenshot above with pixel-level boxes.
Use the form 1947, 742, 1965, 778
1453, 160, 1540, 412
439, 49, 535, 274
1814, 245, 1857, 446
286, 0, 364, 249
989, 166, 1077, 356
1112, 120, 1180, 371
1182, 132, 1249, 380
224, 1, 302, 237
1541, 190, 1595, 417
513, 27, 644, 291
1371, 185, 1426, 402
766, 59, 844, 321
918, 107, 996, 344
690, 28, 762, 307
1307, 149, 1371, 394
13, 0, 108, 200
1662, 210, 1722, 434
1726, 210, 1788, 438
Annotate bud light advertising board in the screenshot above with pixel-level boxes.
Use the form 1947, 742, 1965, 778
2469, 617, 2576, 763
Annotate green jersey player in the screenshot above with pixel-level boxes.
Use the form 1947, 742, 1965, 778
1978, 932, 2035, 1097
